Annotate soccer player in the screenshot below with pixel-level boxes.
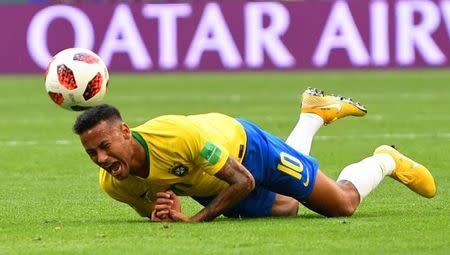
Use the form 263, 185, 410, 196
73, 88, 436, 222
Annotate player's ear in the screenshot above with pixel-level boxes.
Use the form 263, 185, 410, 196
120, 122, 131, 138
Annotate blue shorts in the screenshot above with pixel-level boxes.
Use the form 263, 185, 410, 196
193, 118, 319, 218
238, 118, 319, 200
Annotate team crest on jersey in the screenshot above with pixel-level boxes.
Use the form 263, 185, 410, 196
170, 164, 189, 177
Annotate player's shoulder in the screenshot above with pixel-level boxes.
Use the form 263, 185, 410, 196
152, 114, 189, 123
135, 115, 191, 130
99, 169, 116, 194
135, 113, 234, 129
98, 169, 130, 196
99, 169, 145, 201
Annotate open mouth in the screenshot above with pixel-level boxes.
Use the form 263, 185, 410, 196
102, 161, 120, 174
109, 162, 121, 173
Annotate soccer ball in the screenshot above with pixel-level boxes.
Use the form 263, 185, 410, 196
45, 48, 109, 111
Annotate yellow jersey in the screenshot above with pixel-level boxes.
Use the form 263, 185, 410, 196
99, 113, 247, 217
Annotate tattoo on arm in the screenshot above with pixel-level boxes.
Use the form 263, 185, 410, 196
190, 156, 255, 222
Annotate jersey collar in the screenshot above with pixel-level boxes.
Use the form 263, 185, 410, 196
131, 131, 150, 173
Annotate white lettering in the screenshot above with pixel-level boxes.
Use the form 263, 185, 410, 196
396, 1, 445, 65
99, 4, 151, 70
142, 4, 191, 69
245, 2, 294, 68
370, 0, 389, 65
27, 5, 94, 69
313, 0, 369, 67
185, 3, 242, 69
441, 0, 450, 39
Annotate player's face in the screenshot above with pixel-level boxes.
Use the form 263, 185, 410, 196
80, 120, 133, 180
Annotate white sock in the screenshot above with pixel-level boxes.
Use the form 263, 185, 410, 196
372, 153, 396, 175
337, 156, 391, 201
286, 113, 323, 155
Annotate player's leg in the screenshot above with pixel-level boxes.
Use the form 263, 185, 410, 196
243, 119, 436, 217
302, 171, 360, 216
303, 153, 392, 216
286, 88, 367, 155
303, 145, 436, 216
269, 152, 390, 216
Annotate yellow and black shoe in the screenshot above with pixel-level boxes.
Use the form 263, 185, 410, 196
301, 87, 367, 125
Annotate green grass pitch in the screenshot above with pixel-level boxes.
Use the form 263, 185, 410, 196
0, 70, 449, 254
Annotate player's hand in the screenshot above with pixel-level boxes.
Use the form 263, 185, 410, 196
154, 190, 181, 212
151, 190, 182, 222
163, 190, 181, 212
168, 210, 190, 222
150, 209, 167, 222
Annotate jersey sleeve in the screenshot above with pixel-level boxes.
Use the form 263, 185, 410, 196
99, 171, 154, 218
105, 187, 154, 218
179, 124, 230, 176
196, 140, 229, 175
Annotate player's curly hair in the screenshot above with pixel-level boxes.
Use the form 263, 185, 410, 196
73, 104, 122, 135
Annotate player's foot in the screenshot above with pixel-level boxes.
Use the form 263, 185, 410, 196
374, 145, 436, 198
301, 87, 367, 125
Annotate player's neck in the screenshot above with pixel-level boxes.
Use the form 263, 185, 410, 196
133, 167, 149, 179
130, 138, 150, 179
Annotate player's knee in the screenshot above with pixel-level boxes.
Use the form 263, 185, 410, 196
337, 202, 356, 217
271, 195, 299, 216
285, 199, 299, 216
332, 197, 357, 217
331, 181, 359, 217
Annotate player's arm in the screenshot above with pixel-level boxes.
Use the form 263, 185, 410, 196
156, 189, 299, 219
100, 180, 155, 218
191, 156, 255, 221
131, 198, 155, 218
110, 192, 155, 218
169, 156, 255, 222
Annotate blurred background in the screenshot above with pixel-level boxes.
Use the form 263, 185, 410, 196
2, 0, 450, 73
